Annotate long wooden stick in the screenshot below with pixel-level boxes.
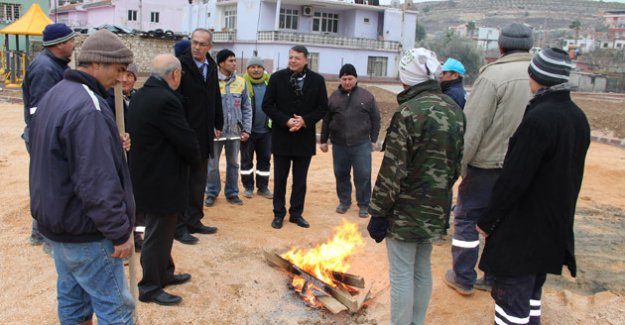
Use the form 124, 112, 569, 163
114, 83, 138, 320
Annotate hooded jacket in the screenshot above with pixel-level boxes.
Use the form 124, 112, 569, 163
29, 69, 135, 245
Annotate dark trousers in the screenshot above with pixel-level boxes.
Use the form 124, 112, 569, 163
332, 142, 372, 208
492, 274, 546, 325
177, 158, 208, 234
241, 132, 272, 191
452, 166, 501, 287
138, 212, 177, 298
272, 155, 312, 219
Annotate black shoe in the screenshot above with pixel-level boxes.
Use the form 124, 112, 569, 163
166, 273, 191, 287
134, 238, 143, 252
174, 233, 199, 245
227, 196, 243, 205
271, 217, 284, 229
189, 224, 218, 235
204, 196, 216, 207
289, 216, 310, 228
139, 290, 182, 306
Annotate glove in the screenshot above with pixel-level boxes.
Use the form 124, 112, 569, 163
367, 217, 389, 243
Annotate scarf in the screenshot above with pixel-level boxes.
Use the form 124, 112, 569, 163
242, 71, 270, 98
289, 67, 308, 97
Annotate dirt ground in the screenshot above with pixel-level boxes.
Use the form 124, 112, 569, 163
1, 86, 625, 324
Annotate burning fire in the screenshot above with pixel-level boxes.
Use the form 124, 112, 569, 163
281, 220, 365, 305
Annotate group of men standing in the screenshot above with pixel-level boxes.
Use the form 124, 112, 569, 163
23, 19, 591, 325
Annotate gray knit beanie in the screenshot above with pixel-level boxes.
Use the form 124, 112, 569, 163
247, 56, 264, 69
528, 48, 574, 87
498, 23, 534, 52
78, 29, 133, 65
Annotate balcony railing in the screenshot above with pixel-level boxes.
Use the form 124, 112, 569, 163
213, 31, 236, 42
256, 31, 401, 51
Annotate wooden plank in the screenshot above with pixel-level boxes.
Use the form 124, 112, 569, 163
332, 271, 365, 288
263, 250, 291, 271
318, 296, 348, 314
355, 282, 372, 310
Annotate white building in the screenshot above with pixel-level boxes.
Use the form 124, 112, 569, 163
182, 0, 418, 77
476, 27, 499, 51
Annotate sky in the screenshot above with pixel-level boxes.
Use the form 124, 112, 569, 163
378, 0, 625, 4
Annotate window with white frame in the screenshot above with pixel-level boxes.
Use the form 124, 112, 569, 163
150, 12, 159, 23
224, 5, 236, 30
128, 10, 137, 22
0, 2, 21, 22
279, 8, 299, 30
367, 56, 388, 77
312, 12, 339, 33
308, 52, 319, 72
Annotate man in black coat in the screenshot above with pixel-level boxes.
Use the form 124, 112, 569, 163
175, 28, 224, 244
476, 48, 590, 324
128, 54, 201, 306
262, 45, 328, 229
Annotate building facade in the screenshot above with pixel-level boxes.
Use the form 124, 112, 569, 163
182, 0, 418, 77
603, 10, 625, 49
1, 1, 49, 50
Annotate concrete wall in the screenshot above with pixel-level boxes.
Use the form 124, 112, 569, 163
570, 72, 608, 92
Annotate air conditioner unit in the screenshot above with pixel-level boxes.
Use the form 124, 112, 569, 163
302, 6, 313, 16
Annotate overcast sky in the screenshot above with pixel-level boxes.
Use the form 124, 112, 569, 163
378, 0, 625, 4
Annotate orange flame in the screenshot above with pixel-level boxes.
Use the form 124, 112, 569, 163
282, 220, 365, 285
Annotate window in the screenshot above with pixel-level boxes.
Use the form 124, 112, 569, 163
128, 10, 137, 22
308, 53, 319, 72
279, 8, 299, 30
0, 2, 21, 22
224, 5, 236, 30
367, 56, 387, 77
364, 18, 370, 23
150, 12, 159, 23
313, 12, 339, 33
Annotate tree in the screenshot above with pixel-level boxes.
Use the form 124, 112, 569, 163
415, 23, 426, 42
569, 20, 582, 45
466, 20, 476, 39
421, 33, 484, 84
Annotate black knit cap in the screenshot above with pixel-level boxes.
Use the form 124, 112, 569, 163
339, 64, 357, 78
216, 49, 235, 64
528, 48, 574, 87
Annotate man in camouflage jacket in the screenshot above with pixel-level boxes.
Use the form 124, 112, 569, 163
368, 48, 465, 325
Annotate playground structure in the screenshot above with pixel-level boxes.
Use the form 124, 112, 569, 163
0, 3, 52, 89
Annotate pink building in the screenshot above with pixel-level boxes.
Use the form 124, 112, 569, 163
50, 0, 188, 32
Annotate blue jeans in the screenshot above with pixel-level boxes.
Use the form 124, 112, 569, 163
50, 239, 134, 325
206, 139, 240, 198
387, 238, 433, 325
451, 166, 500, 287
332, 142, 372, 208
240, 132, 271, 191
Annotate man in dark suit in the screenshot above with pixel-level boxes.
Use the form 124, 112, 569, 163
175, 28, 224, 244
262, 45, 328, 229
128, 53, 201, 306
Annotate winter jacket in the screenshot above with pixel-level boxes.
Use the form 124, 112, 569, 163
262, 67, 328, 156
477, 86, 590, 277
22, 48, 70, 143
320, 85, 381, 146
369, 80, 465, 242
29, 69, 135, 245
440, 78, 466, 109
462, 52, 533, 170
217, 71, 252, 139
177, 51, 224, 159
128, 76, 201, 214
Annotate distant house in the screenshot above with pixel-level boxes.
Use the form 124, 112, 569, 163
603, 10, 625, 49
182, 0, 418, 78
49, 0, 187, 33
476, 27, 499, 51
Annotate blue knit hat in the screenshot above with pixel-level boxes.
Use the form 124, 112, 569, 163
42, 23, 75, 47
174, 39, 190, 57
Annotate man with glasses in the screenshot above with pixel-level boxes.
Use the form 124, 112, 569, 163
175, 28, 224, 245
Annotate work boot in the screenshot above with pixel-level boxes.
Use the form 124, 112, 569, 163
258, 188, 273, 199
474, 276, 493, 292
335, 203, 350, 214
443, 269, 474, 296
271, 216, 284, 229
227, 196, 243, 205
243, 188, 253, 198
358, 206, 369, 218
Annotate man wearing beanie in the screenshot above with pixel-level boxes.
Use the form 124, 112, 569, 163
28, 29, 135, 324
241, 56, 273, 199
367, 48, 465, 325
445, 22, 534, 296
476, 48, 589, 324
204, 49, 252, 206
175, 28, 223, 245
320, 63, 380, 218
22, 22, 75, 247
263, 45, 328, 229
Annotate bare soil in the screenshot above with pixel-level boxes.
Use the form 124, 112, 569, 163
1, 85, 625, 324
